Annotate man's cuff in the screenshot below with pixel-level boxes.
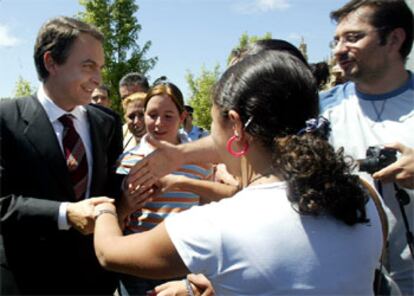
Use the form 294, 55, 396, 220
58, 202, 71, 230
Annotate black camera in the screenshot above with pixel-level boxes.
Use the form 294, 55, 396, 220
359, 146, 397, 174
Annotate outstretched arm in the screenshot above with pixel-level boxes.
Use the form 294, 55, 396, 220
94, 202, 189, 279
159, 175, 238, 203
126, 135, 220, 192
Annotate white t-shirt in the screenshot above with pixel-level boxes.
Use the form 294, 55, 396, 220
320, 74, 414, 294
166, 181, 382, 295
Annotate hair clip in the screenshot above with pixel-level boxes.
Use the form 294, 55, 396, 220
297, 116, 331, 139
244, 116, 253, 129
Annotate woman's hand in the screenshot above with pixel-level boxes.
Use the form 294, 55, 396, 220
117, 180, 155, 220
153, 274, 215, 296
127, 136, 184, 193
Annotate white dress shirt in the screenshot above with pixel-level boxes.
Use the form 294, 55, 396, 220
37, 85, 93, 230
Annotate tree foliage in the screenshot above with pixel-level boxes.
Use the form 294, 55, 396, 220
78, 0, 157, 114
14, 76, 35, 98
186, 65, 221, 131
186, 32, 272, 131
227, 32, 272, 65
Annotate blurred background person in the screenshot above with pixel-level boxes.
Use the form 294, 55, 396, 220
122, 92, 147, 152
181, 105, 209, 141
330, 64, 346, 87
91, 84, 111, 108
310, 61, 330, 91
119, 72, 150, 101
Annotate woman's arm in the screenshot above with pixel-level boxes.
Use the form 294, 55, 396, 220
93, 202, 189, 279
159, 175, 238, 203
127, 136, 220, 191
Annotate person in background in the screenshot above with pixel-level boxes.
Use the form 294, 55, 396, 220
116, 80, 213, 295
119, 72, 150, 101
94, 49, 382, 295
321, 0, 414, 294
122, 92, 147, 152
310, 61, 330, 90
91, 84, 111, 108
330, 64, 347, 87
119, 72, 150, 150
0, 16, 122, 295
181, 105, 209, 141
123, 39, 313, 191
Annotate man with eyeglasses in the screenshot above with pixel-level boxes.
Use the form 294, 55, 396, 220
320, 1, 414, 294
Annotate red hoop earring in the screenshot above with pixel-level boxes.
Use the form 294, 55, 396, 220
226, 135, 249, 157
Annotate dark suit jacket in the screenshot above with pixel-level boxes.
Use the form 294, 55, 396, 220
0, 95, 123, 295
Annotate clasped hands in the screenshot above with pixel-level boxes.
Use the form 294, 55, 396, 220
66, 197, 115, 235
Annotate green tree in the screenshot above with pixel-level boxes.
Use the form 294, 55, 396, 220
186, 64, 221, 131
79, 0, 157, 114
186, 32, 272, 130
14, 76, 35, 97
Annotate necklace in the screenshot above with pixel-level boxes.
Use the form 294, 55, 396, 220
247, 172, 274, 187
370, 100, 387, 122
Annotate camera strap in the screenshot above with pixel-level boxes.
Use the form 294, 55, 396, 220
393, 183, 414, 260
377, 180, 414, 261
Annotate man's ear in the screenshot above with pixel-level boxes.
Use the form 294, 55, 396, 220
179, 111, 187, 124
386, 28, 406, 56
43, 51, 57, 76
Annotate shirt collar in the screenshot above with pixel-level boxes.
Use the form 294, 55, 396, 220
37, 84, 87, 122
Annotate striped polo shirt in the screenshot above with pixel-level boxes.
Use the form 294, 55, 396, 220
117, 133, 213, 233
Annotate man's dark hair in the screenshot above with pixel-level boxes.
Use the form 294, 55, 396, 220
310, 62, 330, 90
95, 84, 111, 98
34, 16, 104, 82
119, 72, 150, 91
331, 0, 414, 59
184, 105, 194, 113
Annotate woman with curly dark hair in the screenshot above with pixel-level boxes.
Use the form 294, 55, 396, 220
93, 49, 382, 295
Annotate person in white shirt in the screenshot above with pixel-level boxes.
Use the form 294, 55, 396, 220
93, 49, 382, 295
320, 1, 414, 294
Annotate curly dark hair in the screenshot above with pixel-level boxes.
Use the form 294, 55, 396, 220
274, 135, 369, 225
213, 48, 369, 225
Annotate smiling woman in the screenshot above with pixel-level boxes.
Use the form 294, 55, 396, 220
114, 81, 214, 295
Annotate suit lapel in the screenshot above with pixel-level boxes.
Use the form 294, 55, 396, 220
21, 96, 75, 199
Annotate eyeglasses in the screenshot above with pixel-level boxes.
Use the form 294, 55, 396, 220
329, 28, 388, 49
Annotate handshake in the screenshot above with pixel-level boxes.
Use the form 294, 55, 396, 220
66, 197, 115, 235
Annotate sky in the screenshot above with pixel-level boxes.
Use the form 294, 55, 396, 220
0, 0, 360, 100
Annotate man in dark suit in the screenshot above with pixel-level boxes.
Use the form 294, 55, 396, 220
0, 16, 123, 295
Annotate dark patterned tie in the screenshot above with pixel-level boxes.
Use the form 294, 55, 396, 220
59, 114, 88, 200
